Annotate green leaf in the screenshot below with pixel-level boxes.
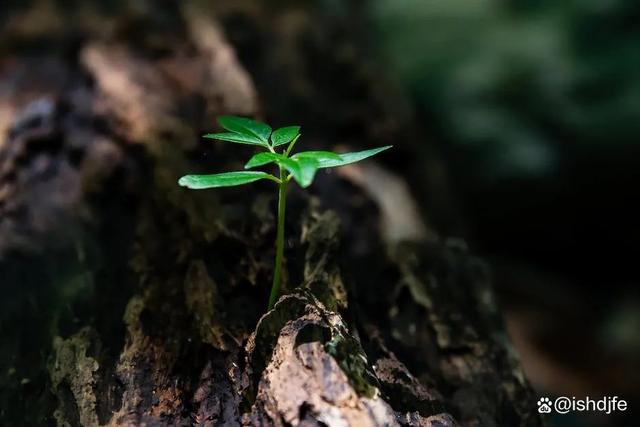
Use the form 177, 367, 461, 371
292, 151, 341, 162
316, 146, 392, 169
204, 132, 267, 146
178, 171, 273, 189
245, 152, 285, 169
271, 126, 301, 147
218, 116, 271, 145
245, 152, 319, 188
282, 157, 319, 188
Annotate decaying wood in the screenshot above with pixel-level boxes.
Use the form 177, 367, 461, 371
0, 1, 541, 426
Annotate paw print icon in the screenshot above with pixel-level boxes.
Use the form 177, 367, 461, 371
537, 397, 552, 414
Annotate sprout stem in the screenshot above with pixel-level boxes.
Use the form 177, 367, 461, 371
268, 165, 287, 309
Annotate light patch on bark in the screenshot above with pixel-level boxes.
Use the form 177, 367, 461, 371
50, 327, 100, 427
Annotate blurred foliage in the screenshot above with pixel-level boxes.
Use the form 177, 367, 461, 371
370, 0, 640, 181
369, 6, 640, 422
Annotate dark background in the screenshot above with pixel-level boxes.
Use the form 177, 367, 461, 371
369, 1, 639, 425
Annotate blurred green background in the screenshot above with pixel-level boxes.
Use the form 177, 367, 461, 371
369, 1, 639, 425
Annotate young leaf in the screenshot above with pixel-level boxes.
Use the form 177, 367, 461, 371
316, 146, 392, 169
204, 132, 267, 146
218, 116, 272, 145
271, 126, 301, 147
178, 171, 273, 189
282, 157, 319, 188
292, 151, 341, 162
245, 153, 319, 188
245, 152, 285, 169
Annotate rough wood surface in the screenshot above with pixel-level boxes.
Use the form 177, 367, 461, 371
0, 2, 541, 426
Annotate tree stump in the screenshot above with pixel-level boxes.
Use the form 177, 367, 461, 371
0, 2, 541, 426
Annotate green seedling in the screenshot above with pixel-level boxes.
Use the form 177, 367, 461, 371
179, 116, 391, 309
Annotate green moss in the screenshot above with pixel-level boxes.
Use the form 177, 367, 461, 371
324, 320, 379, 398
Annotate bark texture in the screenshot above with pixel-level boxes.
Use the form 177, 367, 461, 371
0, 1, 541, 426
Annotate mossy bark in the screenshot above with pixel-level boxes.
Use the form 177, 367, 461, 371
0, 1, 541, 426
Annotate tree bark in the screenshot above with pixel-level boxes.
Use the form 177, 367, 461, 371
0, 1, 541, 426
